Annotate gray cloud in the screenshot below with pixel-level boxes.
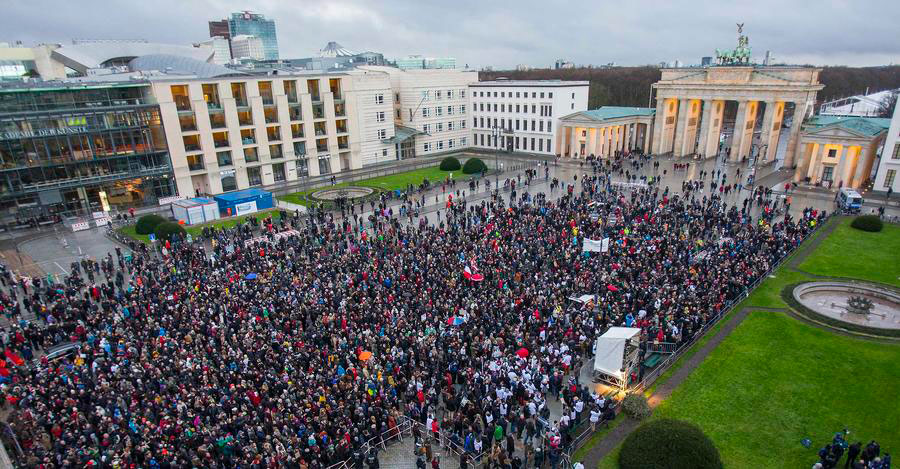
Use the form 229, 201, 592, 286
4, 0, 899, 68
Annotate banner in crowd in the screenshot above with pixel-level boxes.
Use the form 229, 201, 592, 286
244, 229, 301, 247
583, 238, 611, 253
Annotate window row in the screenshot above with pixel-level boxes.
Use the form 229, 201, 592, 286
474, 90, 553, 99
473, 117, 552, 133
422, 120, 467, 134
474, 102, 552, 116
422, 137, 467, 153
420, 89, 468, 101
421, 105, 467, 118
474, 133, 553, 153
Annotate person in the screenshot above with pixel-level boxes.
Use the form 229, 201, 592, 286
574, 462, 585, 469
846, 442, 862, 469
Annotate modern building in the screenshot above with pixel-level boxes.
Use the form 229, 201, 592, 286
395, 55, 456, 70
470, 80, 589, 155
49, 40, 214, 77
287, 42, 385, 71
873, 101, 900, 194
151, 69, 395, 197
557, 107, 655, 157
231, 35, 265, 61
199, 37, 231, 65
700, 56, 713, 67
208, 20, 231, 41
554, 59, 574, 69
792, 115, 891, 189
0, 80, 176, 217
228, 11, 278, 61
361, 66, 476, 158
819, 88, 899, 117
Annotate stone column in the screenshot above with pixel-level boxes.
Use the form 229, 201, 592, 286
601, 127, 610, 157
568, 126, 577, 157
759, 101, 784, 162
793, 142, 813, 182
784, 101, 809, 168
696, 100, 713, 158
642, 123, 651, 153
833, 146, 849, 188
651, 99, 666, 154
806, 143, 823, 182
731, 100, 758, 162
594, 128, 604, 156
616, 126, 623, 153
555, 125, 564, 155
671, 99, 690, 157
851, 145, 871, 188
676, 99, 701, 157
588, 128, 597, 158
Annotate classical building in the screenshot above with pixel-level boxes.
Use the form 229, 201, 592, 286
651, 66, 823, 165
557, 107, 655, 158
873, 101, 900, 193
470, 80, 589, 155
0, 80, 176, 216
360, 66, 476, 157
152, 66, 395, 197
791, 116, 891, 189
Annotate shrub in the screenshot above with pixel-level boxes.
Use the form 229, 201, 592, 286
439, 156, 461, 171
135, 214, 166, 235
619, 419, 723, 469
621, 392, 652, 420
462, 157, 488, 174
153, 222, 186, 242
850, 215, 883, 232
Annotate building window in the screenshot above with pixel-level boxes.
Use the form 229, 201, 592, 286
501, 92, 505, 98
546, 138, 551, 152
436, 122, 443, 132
377, 129, 387, 139
540, 92, 545, 98
460, 90, 466, 98
436, 107, 443, 116
217, 151, 233, 167
448, 139, 455, 149
539, 121, 544, 132
531, 92, 536, 98
549, 92, 553, 98
447, 90, 454, 99
460, 120, 466, 129
460, 104, 466, 114
272, 163, 286, 182
531, 138, 536, 150
422, 90, 430, 100
885, 169, 897, 188
892, 144, 900, 159
515, 120, 520, 130
382, 148, 388, 157
221, 171, 237, 192
822, 166, 834, 182
437, 140, 444, 150
571, 103, 574, 109
447, 106, 454, 115
501, 104, 505, 112
547, 120, 552, 132
448, 122, 455, 131
571, 92, 575, 98
539, 139, 544, 152
493, 104, 498, 112
493, 92, 498, 97
423, 124, 431, 133
295, 158, 309, 177
423, 107, 430, 117
375, 94, 384, 104
460, 137, 467, 146
318, 154, 331, 174
532, 120, 536, 131
247, 167, 262, 186
423, 142, 432, 152
436, 90, 443, 99
396, 109, 401, 119
376, 111, 385, 122
531, 105, 536, 114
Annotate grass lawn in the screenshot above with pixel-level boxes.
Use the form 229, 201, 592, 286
798, 217, 900, 287
278, 166, 462, 206
590, 217, 900, 467
651, 311, 900, 468
119, 209, 282, 243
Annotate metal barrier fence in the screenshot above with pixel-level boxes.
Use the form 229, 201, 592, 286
560, 216, 829, 463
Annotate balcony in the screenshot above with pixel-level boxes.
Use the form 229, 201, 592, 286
291, 123, 304, 139
312, 103, 325, 119
237, 110, 253, 126
209, 110, 226, 129
188, 160, 205, 171
316, 143, 328, 153
267, 127, 281, 142
289, 104, 302, 121
214, 139, 229, 149
335, 120, 348, 134
213, 130, 229, 148
184, 143, 201, 152
242, 137, 256, 145
337, 137, 349, 150
270, 144, 283, 159
264, 107, 278, 124
234, 98, 249, 108
174, 96, 192, 112
334, 102, 346, 117
179, 114, 197, 132
183, 135, 201, 153
244, 147, 259, 163
293, 142, 307, 156
240, 129, 256, 145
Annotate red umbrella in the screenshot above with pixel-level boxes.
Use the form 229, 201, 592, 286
607, 284, 619, 292
471, 273, 485, 282
516, 348, 529, 358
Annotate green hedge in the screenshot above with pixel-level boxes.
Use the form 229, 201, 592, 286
153, 221, 187, 242
439, 156, 461, 171
135, 214, 166, 235
850, 215, 883, 232
462, 157, 488, 174
620, 419, 723, 469
621, 392, 652, 420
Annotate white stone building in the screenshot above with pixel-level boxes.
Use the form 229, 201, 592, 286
231, 35, 264, 61
199, 37, 232, 65
151, 70, 394, 197
873, 101, 900, 194
469, 80, 589, 155
360, 66, 477, 158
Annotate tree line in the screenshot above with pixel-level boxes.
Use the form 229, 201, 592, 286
480, 65, 900, 112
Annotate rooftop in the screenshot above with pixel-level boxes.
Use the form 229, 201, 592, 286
471, 79, 589, 87
804, 115, 892, 137
562, 106, 656, 121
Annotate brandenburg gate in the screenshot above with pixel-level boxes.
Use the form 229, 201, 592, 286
651, 66, 823, 166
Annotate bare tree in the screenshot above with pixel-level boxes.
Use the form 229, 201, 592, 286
877, 90, 898, 118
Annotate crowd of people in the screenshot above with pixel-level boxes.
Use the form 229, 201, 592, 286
0, 157, 828, 468
814, 433, 890, 469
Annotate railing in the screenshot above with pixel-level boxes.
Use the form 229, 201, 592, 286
560, 216, 830, 462
646, 341, 678, 354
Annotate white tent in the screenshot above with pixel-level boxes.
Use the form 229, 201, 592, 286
593, 327, 641, 382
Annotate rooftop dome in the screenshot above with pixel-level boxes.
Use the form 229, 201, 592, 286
319, 41, 356, 58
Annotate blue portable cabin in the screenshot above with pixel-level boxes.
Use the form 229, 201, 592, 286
213, 189, 274, 217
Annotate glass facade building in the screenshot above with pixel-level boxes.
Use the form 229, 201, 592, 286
0, 82, 175, 219
228, 11, 279, 60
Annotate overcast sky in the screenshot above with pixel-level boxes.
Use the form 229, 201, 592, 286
5, 0, 900, 68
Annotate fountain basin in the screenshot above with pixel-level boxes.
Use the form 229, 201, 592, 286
792, 281, 900, 332
310, 186, 375, 201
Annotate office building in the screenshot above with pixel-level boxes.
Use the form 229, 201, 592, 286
228, 11, 278, 60
470, 80, 589, 155
208, 20, 231, 41
361, 66, 476, 158
152, 69, 395, 197
874, 100, 900, 194
0, 80, 175, 217
199, 37, 231, 65
395, 55, 456, 70
231, 35, 265, 61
